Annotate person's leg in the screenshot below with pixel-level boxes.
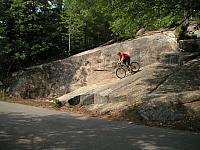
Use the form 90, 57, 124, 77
126, 58, 131, 71
123, 58, 129, 68
127, 57, 130, 66
123, 59, 126, 65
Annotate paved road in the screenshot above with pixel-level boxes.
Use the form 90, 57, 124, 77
0, 101, 200, 150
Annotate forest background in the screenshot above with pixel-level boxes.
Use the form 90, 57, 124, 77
0, 0, 199, 81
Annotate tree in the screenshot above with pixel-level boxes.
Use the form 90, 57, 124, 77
97, 0, 200, 38
0, 0, 66, 77
1, 0, 199, 80
61, 0, 112, 55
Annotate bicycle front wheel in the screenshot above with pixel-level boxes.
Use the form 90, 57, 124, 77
116, 67, 126, 79
130, 62, 140, 72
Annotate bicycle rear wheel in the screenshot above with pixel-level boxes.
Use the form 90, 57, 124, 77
130, 62, 140, 72
116, 67, 126, 79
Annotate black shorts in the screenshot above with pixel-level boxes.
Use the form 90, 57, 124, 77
123, 57, 130, 65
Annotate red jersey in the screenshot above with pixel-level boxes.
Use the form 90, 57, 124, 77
119, 53, 130, 59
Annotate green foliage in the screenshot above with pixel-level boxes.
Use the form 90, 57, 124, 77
193, 11, 200, 24
50, 98, 62, 107
1, 0, 200, 79
0, 0, 67, 75
97, 0, 200, 38
175, 25, 183, 39
61, 0, 112, 52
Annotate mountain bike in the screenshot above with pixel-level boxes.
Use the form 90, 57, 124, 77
115, 62, 140, 79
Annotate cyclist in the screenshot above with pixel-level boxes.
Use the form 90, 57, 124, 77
117, 52, 131, 69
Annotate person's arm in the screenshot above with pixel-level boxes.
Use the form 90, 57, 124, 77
118, 56, 123, 63
118, 56, 124, 64
118, 58, 122, 63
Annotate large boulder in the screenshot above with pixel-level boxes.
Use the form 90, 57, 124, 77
6, 31, 200, 126
60, 53, 200, 124
7, 32, 177, 98
57, 50, 200, 123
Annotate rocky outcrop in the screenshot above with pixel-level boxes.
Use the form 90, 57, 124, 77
186, 22, 200, 39
138, 55, 200, 121
6, 30, 200, 126
8, 32, 177, 98
179, 39, 200, 52
136, 28, 146, 36
60, 52, 200, 124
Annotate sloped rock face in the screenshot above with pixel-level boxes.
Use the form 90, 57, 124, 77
6, 31, 200, 127
8, 32, 177, 98
138, 55, 200, 121
58, 63, 177, 105
58, 52, 200, 124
